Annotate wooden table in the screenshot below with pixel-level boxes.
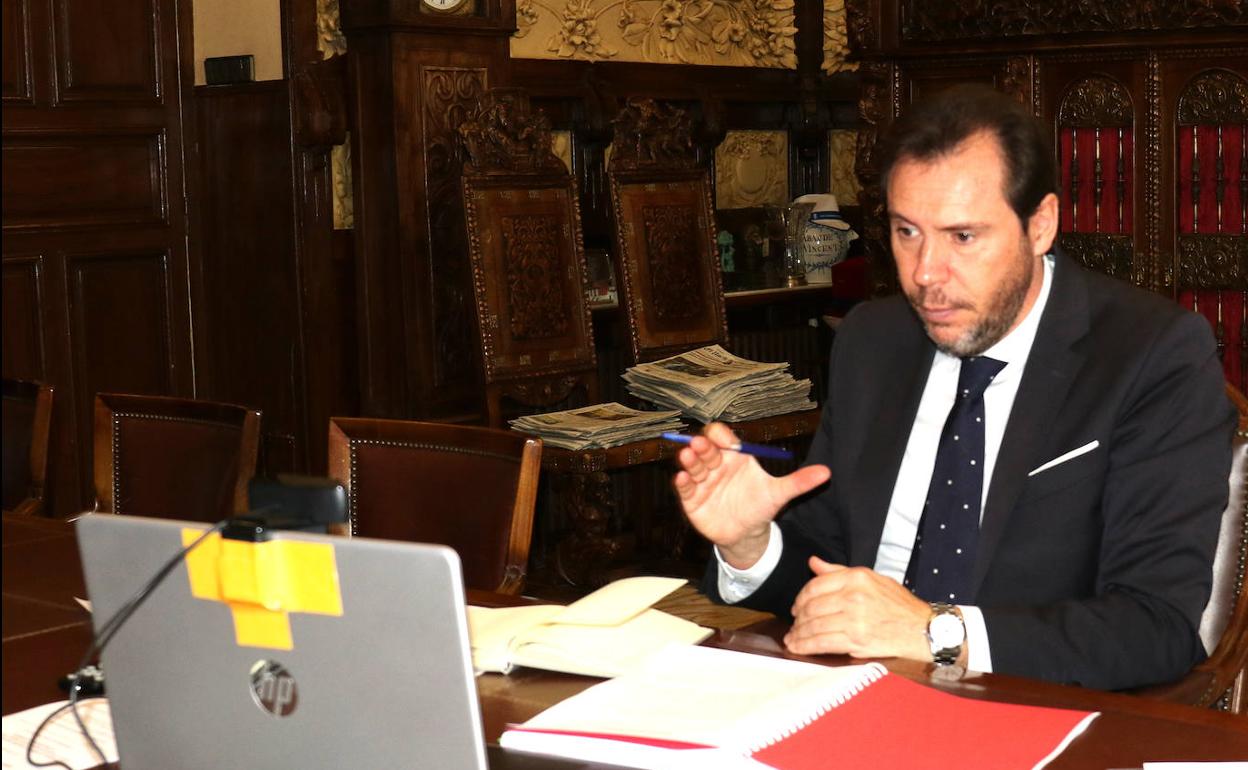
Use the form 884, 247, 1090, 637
5, 512, 1246, 769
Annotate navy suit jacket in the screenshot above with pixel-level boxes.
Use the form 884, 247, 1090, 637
706, 252, 1235, 690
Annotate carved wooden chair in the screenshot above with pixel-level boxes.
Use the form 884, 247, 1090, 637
458, 87, 600, 431
327, 417, 541, 595
1137, 383, 1248, 714
606, 99, 821, 445
458, 89, 702, 585
2, 378, 54, 516
93, 393, 261, 522
603, 98, 822, 557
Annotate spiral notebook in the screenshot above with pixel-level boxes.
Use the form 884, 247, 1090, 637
500, 645, 1098, 770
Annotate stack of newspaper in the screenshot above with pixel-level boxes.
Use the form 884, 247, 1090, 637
509, 402, 685, 450
623, 345, 816, 423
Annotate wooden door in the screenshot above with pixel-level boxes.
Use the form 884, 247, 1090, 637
2, 0, 197, 514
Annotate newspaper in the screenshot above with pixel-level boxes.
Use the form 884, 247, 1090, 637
624, 345, 816, 423
510, 402, 685, 450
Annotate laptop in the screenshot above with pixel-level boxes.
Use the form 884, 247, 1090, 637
76, 514, 488, 770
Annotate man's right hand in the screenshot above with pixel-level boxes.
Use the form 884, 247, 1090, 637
673, 422, 831, 570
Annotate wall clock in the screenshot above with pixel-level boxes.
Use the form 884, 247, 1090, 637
421, 0, 473, 14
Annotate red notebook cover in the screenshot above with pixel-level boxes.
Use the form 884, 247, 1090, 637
751, 673, 1097, 770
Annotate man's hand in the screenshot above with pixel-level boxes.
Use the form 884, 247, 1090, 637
673, 423, 830, 569
784, 556, 935, 662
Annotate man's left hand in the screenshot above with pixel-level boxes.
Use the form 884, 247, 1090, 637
784, 556, 932, 661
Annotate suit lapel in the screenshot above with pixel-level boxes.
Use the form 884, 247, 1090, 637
971, 253, 1090, 597
849, 308, 934, 566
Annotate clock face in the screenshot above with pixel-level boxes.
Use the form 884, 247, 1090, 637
422, 0, 468, 10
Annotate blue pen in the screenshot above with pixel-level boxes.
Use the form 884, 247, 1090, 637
660, 432, 795, 461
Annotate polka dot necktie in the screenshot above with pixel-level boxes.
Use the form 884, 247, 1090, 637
904, 355, 1007, 604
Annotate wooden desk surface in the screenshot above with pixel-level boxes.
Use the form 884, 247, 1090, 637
4, 513, 1245, 769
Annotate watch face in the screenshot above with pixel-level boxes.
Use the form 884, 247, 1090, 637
422, 0, 467, 9
929, 612, 966, 648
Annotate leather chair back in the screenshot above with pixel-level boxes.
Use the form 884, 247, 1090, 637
2, 378, 53, 515
94, 393, 261, 522
1200, 393, 1247, 654
328, 417, 542, 594
1139, 384, 1248, 713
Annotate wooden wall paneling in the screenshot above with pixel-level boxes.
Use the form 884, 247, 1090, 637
1, 253, 46, 380
2, 129, 169, 230
2, 0, 34, 104
1, 0, 197, 515
194, 82, 305, 476
51, 0, 159, 103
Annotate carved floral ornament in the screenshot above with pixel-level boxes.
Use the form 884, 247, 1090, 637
822, 0, 857, 74
1058, 75, 1133, 128
511, 0, 798, 69
1177, 69, 1248, 125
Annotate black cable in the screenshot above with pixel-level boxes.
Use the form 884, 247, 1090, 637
24, 701, 75, 769
25, 519, 229, 768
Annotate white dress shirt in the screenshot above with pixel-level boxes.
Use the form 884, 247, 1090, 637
716, 254, 1055, 673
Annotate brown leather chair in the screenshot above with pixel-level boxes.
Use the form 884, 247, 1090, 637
93, 393, 261, 522
2, 378, 54, 516
1139, 383, 1248, 713
328, 417, 542, 595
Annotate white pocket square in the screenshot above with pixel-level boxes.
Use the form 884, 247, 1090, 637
1028, 440, 1100, 477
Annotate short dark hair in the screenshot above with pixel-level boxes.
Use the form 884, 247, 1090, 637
878, 84, 1058, 227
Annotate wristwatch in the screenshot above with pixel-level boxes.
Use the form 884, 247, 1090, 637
926, 602, 966, 665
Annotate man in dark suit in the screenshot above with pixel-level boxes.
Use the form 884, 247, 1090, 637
674, 85, 1234, 690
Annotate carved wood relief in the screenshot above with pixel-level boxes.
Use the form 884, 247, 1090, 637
1001, 56, 1033, 110
424, 67, 489, 390
1178, 236, 1247, 290
1177, 69, 1248, 125
458, 87, 562, 175
1060, 233, 1134, 280
1058, 75, 1131, 128
714, 130, 788, 209
854, 59, 892, 294
844, 0, 876, 53
640, 203, 704, 322
510, 0, 797, 68
502, 213, 573, 338
901, 1, 1248, 42
610, 97, 697, 172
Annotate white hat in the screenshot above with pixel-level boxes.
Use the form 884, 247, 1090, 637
795, 193, 855, 233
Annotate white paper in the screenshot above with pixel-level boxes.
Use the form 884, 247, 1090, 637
2, 699, 117, 770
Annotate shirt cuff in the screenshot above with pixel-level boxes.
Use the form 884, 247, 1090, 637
958, 604, 993, 673
715, 523, 784, 603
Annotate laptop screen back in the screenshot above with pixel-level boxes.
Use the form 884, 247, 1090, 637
77, 514, 487, 770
